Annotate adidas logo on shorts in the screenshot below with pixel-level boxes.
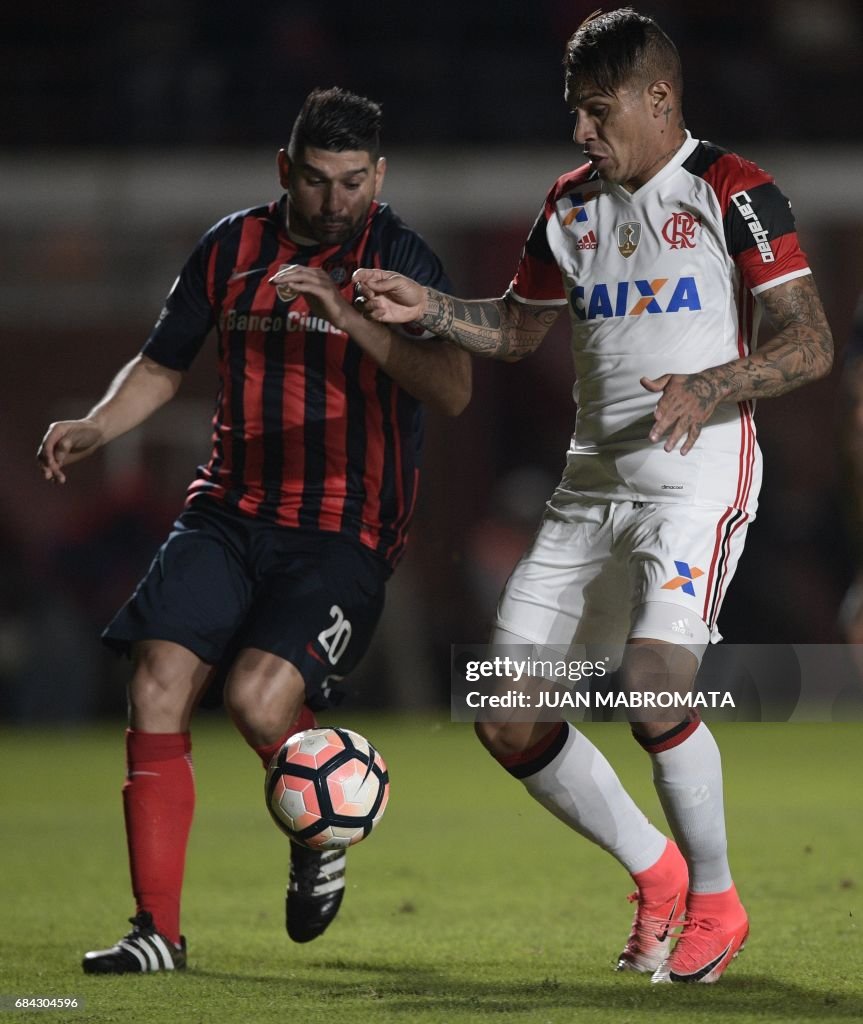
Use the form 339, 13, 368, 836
671, 618, 693, 638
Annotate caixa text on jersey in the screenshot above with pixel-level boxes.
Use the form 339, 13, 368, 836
570, 276, 702, 321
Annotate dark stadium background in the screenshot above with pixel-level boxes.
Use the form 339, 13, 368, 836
2, 1, 861, 721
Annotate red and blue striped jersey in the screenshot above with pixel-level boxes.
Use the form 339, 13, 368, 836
142, 197, 449, 568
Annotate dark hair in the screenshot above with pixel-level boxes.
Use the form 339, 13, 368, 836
288, 87, 382, 160
563, 8, 682, 99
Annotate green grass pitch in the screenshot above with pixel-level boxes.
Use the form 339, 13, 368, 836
1, 716, 861, 1024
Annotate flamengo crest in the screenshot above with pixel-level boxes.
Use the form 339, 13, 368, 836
662, 212, 701, 249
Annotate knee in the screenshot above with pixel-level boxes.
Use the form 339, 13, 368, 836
224, 677, 281, 739
128, 641, 209, 729
224, 650, 305, 745
474, 718, 555, 760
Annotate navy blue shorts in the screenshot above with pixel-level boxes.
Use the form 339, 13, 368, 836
102, 499, 388, 709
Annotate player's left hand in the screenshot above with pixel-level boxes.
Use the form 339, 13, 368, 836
268, 265, 352, 330
640, 372, 721, 455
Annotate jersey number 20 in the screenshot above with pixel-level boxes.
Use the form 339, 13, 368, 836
317, 605, 352, 665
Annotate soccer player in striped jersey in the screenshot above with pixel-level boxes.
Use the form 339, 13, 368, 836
355, 9, 833, 984
37, 87, 470, 973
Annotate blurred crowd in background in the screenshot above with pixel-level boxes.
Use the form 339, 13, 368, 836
2, 1, 863, 721
5, 0, 862, 147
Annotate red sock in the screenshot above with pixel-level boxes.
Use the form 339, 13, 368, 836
122, 730, 194, 946
251, 705, 318, 769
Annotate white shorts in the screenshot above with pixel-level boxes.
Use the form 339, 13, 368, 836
493, 500, 752, 660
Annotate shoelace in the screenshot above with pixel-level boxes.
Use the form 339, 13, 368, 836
622, 890, 683, 951
668, 913, 726, 968
126, 911, 155, 936
679, 913, 721, 932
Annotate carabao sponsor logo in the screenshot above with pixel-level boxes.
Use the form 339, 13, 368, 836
569, 276, 702, 321
731, 191, 775, 264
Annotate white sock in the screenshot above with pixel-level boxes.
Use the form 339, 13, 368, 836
650, 721, 732, 894
520, 725, 667, 875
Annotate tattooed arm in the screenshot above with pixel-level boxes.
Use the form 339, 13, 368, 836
642, 274, 834, 454
420, 290, 562, 361
352, 269, 562, 361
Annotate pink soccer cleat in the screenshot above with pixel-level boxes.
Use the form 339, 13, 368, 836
652, 885, 749, 984
616, 840, 688, 974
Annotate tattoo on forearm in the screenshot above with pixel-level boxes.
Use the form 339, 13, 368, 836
422, 290, 557, 359
694, 277, 833, 404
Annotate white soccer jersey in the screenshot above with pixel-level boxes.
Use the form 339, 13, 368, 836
509, 131, 811, 515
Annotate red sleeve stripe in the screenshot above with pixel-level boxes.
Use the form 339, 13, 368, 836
693, 146, 809, 293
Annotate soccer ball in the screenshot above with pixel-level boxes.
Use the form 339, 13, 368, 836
265, 727, 390, 850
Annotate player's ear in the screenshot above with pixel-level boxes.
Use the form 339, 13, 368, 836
647, 80, 673, 116
373, 156, 387, 198
277, 148, 292, 188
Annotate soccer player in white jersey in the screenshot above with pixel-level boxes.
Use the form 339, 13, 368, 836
354, 8, 833, 984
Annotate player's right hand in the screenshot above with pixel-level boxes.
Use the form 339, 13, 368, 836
36, 419, 103, 484
351, 269, 428, 324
